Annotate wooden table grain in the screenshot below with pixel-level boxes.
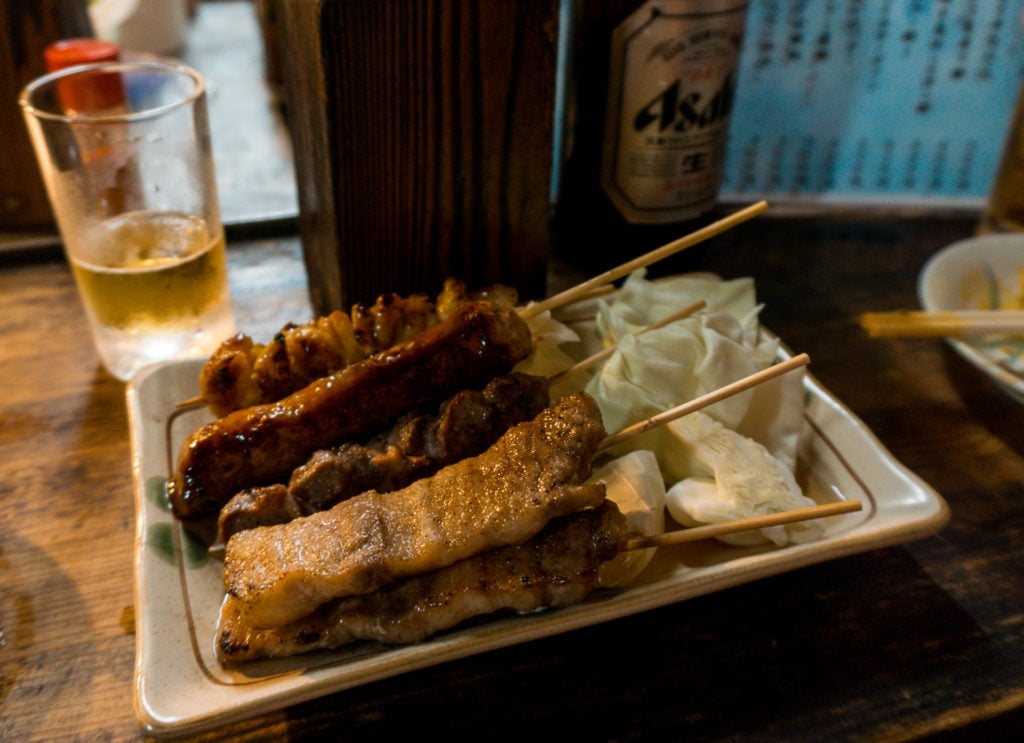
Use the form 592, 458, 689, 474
2, 213, 1023, 741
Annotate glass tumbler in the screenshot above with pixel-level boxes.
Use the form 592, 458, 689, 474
20, 60, 234, 381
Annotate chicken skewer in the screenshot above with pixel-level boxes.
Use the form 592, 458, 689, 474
189, 278, 518, 414
184, 201, 767, 414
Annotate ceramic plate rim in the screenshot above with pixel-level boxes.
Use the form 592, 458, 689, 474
128, 352, 949, 737
917, 232, 1024, 402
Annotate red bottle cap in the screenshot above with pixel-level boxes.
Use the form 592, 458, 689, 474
44, 39, 125, 114
45, 38, 121, 71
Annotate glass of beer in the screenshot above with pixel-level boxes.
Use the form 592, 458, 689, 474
19, 59, 234, 381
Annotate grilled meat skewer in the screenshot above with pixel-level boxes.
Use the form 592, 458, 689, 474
223, 392, 607, 629
169, 301, 533, 521
199, 278, 518, 416
216, 372, 551, 543
217, 500, 627, 663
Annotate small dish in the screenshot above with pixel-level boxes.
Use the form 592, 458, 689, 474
918, 233, 1024, 402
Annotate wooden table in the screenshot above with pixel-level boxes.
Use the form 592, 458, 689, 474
2, 211, 1023, 741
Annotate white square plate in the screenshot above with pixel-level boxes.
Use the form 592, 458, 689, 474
128, 356, 948, 737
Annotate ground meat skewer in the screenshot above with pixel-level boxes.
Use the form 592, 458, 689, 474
222, 392, 608, 629
216, 500, 627, 663
199, 278, 519, 416
216, 372, 551, 543
169, 301, 533, 521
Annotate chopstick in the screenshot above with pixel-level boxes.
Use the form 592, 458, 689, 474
860, 310, 1024, 338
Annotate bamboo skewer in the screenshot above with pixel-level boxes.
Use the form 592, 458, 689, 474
618, 499, 862, 552
860, 310, 1024, 338
519, 200, 769, 321
550, 301, 707, 385
177, 201, 768, 410
598, 353, 810, 451
178, 299, 708, 411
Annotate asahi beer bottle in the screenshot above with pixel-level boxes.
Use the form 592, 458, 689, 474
553, 0, 748, 274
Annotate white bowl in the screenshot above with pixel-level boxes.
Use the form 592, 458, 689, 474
918, 233, 1024, 402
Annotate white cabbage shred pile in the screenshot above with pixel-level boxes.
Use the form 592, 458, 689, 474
542, 270, 823, 551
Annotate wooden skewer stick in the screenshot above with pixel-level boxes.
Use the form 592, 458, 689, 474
177, 200, 766, 411
598, 352, 810, 451
618, 499, 863, 552
550, 301, 707, 385
860, 309, 1024, 338
575, 283, 617, 302
519, 200, 768, 321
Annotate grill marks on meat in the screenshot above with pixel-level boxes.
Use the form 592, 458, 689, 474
222, 392, 608, 629
169, 302, 533, 521
215, 373, 551, 542
217, 501, 627, 663
198, 278, 519, 416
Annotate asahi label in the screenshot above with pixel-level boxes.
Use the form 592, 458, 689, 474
602, 1, 747, 223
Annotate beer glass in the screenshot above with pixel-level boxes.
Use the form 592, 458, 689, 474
20, 60, 234, 381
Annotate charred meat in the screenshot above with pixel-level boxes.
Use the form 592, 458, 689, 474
216, 373, 551, 542
169, 301, 533, 521
217, 501, 627, 663
222, 392, 608, 629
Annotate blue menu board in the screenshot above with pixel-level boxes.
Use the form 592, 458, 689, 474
720, 0, 1024, 210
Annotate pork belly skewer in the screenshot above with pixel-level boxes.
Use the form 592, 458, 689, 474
224, 391, 608, 629
223, 354, 809, 630
217, 497, 860, 664
217, 500, 627, 663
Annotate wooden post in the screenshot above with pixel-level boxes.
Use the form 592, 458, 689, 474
0, 0, 94, 231
271, 0, 558, 314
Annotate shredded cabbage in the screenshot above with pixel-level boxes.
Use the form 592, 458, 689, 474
590, 451, 666, 587
574, 270, 820, 547
663, 412, 823, 546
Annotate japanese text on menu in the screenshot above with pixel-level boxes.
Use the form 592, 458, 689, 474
720, 0, 1024, 208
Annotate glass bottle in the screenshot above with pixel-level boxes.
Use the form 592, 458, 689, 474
552, 0, 749, 274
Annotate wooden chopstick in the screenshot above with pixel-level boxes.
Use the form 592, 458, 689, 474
860, 310, 1024, 338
